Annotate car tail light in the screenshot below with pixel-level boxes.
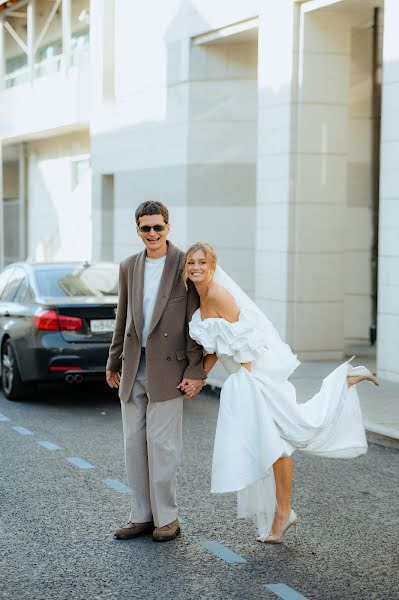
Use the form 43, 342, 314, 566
58, 314, 83, 330
34, 310, 59, 330
34, 310, 83, 331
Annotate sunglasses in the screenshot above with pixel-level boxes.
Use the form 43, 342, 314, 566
138, 225, 167, 233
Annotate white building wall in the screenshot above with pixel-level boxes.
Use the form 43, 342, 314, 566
27, 131, 91, 262
377, 0, 399, 381
90, 0, 191, 262
91, 0, 260, 291
0, 65, 90, 142
186, 39, 257, 295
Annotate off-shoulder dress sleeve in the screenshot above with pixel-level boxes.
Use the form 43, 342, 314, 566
189, 308, 265, 363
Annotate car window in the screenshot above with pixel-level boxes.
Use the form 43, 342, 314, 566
13, 277, 35, 303
34, 265, 119, 297
1, 268, 26, 302
0, 269, 15, 299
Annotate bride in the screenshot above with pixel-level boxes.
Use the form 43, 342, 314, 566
182, 242, 378, 543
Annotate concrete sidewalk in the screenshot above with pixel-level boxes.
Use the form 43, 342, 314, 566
207, 357, 399, 441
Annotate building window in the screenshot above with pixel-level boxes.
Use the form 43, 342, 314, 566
71, 156, 90, 189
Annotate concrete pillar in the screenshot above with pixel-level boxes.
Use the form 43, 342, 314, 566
18, 143, 27, 260
27, 0, 36, 84
292, 8, 351, 360
92, 173, 114, 261
256, 1, 351, 360
256, 0, 299, 336
377, 0, 399, 381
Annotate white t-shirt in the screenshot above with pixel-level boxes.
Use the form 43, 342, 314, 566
141, 255, 167, 347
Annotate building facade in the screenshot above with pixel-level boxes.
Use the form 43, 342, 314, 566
0, 0, 398, 381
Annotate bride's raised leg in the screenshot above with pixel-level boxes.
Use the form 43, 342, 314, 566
347, 368, 379, 388
271, 456, 293, 535
346, 355, 379, 387
347, 375, 366, 388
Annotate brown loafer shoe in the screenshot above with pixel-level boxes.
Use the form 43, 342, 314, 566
114, 521, 154, 540
152, 519, 181, 542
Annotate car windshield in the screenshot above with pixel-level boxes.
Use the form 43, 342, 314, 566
34, 265, 119, 297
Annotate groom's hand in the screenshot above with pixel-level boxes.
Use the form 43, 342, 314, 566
106, 370, 121, 388
177, 378, 204, 398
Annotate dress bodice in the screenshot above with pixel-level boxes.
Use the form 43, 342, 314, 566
189, 308, 265, 365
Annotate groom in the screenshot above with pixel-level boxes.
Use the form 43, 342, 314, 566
106, 200, 207, 542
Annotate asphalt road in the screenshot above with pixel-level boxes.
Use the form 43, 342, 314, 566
0, 382, 398, 600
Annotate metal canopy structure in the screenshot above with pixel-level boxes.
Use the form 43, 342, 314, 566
0, 0, 72, 88
0, 1, 28, 14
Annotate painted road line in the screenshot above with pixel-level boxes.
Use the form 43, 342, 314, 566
12, 426, 33, 435
0, 413, 10, 422
37, 440, 62, 451
65, 456, 95, 469
103, 479, 130, 493
200, 540, 246, 564
264, 583, 309, 600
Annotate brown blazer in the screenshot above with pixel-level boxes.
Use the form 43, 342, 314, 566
106, 241, 207, 403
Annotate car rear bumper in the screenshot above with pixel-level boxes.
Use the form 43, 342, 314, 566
16, 338, 112, 383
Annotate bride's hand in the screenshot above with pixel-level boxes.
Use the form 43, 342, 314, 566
241, 362, 252, 372
177, 378, 204, 398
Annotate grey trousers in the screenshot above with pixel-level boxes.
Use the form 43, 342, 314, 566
120, 354, 183, 528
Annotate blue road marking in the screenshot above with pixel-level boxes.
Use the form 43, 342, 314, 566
264, 584, 309, 600
103, 479, 130, 493
65, 456, 95, 469
37, 441, 62, 451
200, 540, 246, 564
12, 426, 33, 435
0, 413, 10, 421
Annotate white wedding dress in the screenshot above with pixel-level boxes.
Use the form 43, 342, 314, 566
188, 267, 367, 539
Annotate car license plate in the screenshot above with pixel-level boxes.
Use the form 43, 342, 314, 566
90, 319, 115, 333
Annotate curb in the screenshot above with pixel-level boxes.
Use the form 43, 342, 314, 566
363, 420, 399, 441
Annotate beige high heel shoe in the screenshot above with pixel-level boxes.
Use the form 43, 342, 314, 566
347, 355, 379, 386
257, 510, 299, 544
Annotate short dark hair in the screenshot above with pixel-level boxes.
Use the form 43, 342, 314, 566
135, 201, 169, 225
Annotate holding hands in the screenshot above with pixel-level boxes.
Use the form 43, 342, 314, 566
106, 371, 205, 398
177, 378, 205, 398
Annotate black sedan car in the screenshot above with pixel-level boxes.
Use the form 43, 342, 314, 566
0, 261, 119, 400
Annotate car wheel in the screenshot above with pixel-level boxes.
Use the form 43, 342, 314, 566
1, 340, 33, 401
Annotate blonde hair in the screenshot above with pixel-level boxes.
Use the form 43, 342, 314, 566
183, 242, 217, 289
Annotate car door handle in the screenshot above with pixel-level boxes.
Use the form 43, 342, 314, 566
3, 311, 10, 317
